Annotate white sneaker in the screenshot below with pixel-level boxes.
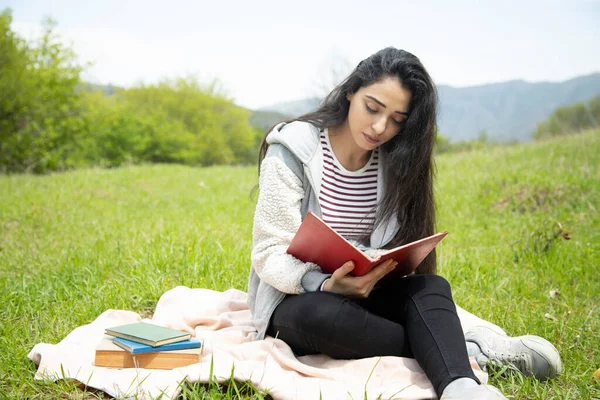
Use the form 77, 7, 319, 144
441, 378, 507, 399
465, 325, 562, 380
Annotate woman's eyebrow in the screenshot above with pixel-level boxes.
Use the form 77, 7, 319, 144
365, 95, 409, 116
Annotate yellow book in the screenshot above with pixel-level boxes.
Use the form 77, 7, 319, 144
94, 338, 201, 370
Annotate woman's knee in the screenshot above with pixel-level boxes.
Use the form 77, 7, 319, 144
404, 274, 453, 297
272, 291, 346, 332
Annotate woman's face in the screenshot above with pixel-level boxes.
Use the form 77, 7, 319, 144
345, 77, 412, 151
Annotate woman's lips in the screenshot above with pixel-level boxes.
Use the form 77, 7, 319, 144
363, 132, 380, 144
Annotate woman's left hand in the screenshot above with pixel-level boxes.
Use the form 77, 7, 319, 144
321, 259, 398, 298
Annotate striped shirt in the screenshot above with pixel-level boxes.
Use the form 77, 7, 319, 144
319, 129, 379, 241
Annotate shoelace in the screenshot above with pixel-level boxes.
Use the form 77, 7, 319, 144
487, 351, 531, 374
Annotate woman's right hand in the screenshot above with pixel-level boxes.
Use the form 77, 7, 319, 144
322, 259, 398, 298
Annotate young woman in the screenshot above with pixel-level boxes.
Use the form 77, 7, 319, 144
247, 47, 561, 399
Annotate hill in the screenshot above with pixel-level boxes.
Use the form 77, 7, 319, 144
258, 74, 600, 142
259, 97, 321, 118
78, 82, 121, 95
438, 74, 600, 141
247, 109, 291, 132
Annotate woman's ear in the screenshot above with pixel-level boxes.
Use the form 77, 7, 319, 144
346, 92, 354, 101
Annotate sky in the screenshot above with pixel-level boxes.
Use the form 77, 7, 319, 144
4, 0, 600, 109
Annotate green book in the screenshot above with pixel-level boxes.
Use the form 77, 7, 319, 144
105, 322, 191, 347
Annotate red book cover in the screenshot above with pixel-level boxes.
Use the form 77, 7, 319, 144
287, 212, 448, 277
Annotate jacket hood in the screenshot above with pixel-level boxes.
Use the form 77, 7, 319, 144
266, 121, 321, 165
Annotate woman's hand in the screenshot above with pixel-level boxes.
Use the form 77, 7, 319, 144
322, 259, 398, 298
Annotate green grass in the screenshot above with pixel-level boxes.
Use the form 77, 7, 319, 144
1, 130, 599, 399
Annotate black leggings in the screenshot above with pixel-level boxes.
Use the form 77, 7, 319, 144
266, 274, 479, 397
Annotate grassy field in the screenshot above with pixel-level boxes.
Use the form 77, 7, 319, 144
1, 130, 599, 399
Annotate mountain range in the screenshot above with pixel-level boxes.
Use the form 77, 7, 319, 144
255, 73, 600, 142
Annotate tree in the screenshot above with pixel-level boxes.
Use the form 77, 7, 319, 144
312, 50, 353, 98
0, 9, 86, 173
533, 95, 600, 140
90, 77, 259, 167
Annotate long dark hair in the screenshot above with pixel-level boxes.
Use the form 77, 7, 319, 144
258, 47, 438, 275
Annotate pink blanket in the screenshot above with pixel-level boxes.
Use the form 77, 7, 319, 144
28, 287, 501, 399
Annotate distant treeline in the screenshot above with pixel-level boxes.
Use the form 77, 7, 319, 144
533, 95, 600, 140
2, 9, 597, 174
435, 130, 501, 154
0, 10, 262, 174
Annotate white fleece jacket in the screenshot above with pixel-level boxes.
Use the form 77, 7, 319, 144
247, 121, 400, 339
251, 156, 322, 294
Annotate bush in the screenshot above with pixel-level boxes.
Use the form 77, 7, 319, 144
0, 9, 261, 173
533, 95, 600, 139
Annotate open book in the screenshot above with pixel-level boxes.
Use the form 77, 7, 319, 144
286, 212, 448, 277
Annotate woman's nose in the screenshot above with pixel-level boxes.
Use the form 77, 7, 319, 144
372, 116, 387, 134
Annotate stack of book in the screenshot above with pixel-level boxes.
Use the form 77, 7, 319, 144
94, 322, 202, 370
